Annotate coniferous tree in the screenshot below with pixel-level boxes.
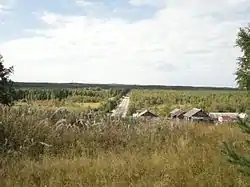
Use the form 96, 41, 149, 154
0, 54, 16, 106
222, 117, 250, 176
222, 23, 250, 179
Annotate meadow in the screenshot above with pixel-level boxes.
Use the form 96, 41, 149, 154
14, 87, 128, 113
0, 87, 249, 186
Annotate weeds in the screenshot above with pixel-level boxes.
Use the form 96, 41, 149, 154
0, 105, 248, 186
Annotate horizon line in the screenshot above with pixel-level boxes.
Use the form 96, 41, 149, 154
14, 81, 238, 89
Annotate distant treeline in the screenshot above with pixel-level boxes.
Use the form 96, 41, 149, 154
14, 82, 239, 91
15, 87, 129, 102
13, 87, 129, 113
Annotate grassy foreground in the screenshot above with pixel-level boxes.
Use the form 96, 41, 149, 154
0, 106, 249, 186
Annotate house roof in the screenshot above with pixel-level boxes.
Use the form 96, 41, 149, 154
138, 110, 158, 117
184, 108, 202, 118
170, 108, 185, 117
170, 108, 181, 114
175, 109, 186, 116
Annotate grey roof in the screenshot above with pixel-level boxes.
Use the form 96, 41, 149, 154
170, 108, 185, 117
184, 108, 202, 118
170, 108, 181, 114
175, 109, 186, 117
138, 110, 158, 117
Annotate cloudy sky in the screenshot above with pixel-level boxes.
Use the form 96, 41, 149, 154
0, 0, 250, 87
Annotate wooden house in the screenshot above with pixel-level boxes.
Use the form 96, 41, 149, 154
133, 110, 158, 119
184, 108, 212, 123
169, 108, 186, 119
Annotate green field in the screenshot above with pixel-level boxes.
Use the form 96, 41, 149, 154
15, 99, 102, 112
0, 87, 249, 186
13, 87, 128, 113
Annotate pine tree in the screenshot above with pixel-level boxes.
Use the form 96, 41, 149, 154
222, 23, 250, 179
0, 54, 16, 106
222, 116, 250, 176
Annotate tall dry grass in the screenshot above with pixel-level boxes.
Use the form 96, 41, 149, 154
0, 105, 249, 186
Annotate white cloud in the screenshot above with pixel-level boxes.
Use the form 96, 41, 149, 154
0, 4, 8, 14
75, 0, 96, 7
129, 0, 166, 7
0, 0, 15, 13
1, 0, 250, 86
0, 4, 5, 9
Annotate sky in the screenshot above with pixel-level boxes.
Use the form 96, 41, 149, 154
0, 0, 250, 87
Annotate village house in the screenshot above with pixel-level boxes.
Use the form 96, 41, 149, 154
169, 108, 186, 120
184, 108, 212, 123
133, 110, 158, 119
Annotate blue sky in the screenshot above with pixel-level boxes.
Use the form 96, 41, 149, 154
1, 0, 160, 41
0, 0, 250, 87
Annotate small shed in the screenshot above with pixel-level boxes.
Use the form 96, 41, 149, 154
169, 108, 186, 119
184, 108, 212, 123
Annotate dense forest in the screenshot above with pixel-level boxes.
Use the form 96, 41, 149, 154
15, 88, 128, 102
128, 89, 248, 116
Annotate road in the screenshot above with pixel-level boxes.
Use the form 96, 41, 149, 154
111, 96, 130, 118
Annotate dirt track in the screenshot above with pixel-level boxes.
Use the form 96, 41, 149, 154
111, 96, 130, 118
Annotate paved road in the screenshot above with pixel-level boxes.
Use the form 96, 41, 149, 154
111, 96, 130, 118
